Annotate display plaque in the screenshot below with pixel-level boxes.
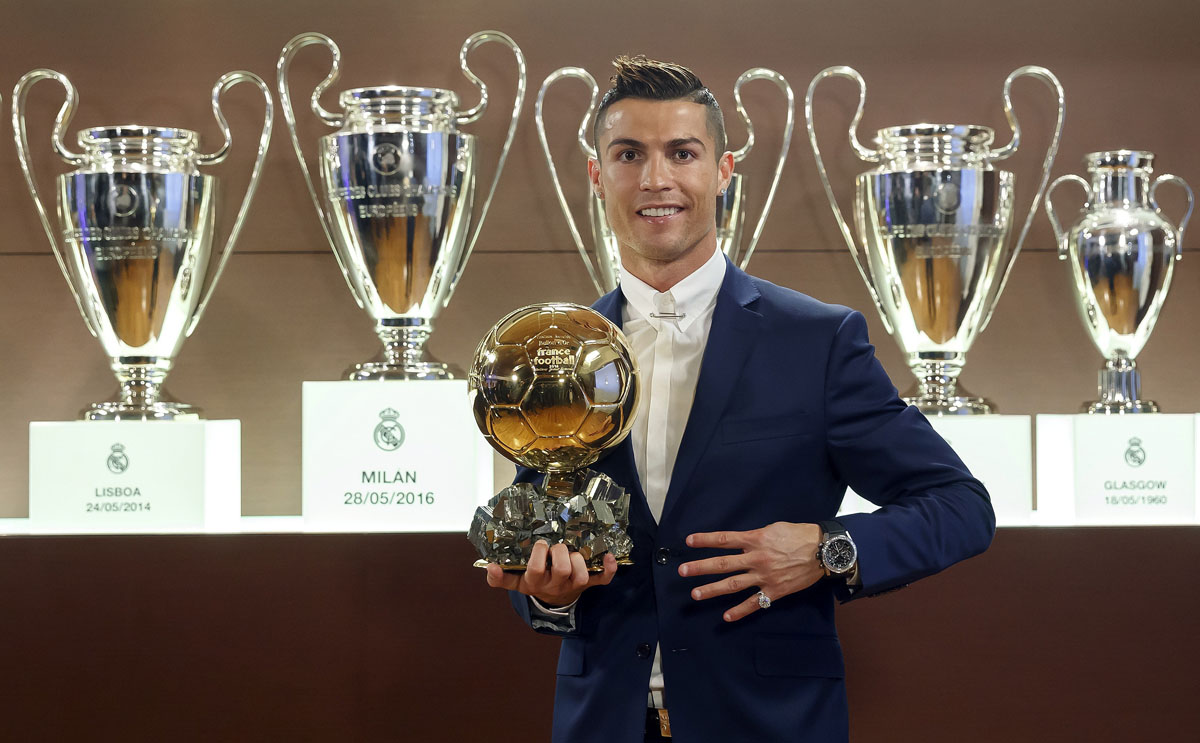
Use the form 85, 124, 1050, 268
1072, 415, 1195, 525
302, 381, 491, 531
1035, 415, 1198, 525
839, 416, 1033, 525
28, 420, 241, 534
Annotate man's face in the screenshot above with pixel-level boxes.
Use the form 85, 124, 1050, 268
589, 98, 733, 268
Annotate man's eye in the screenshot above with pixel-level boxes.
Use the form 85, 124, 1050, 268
675, 150, 695, 161
618, 150, 638, 162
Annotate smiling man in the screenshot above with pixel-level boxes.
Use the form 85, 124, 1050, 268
486, 55, 995, 742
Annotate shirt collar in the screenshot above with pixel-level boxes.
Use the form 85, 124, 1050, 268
619, 247, 727, 331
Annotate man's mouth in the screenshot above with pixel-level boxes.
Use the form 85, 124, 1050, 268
637, 207, 682, 218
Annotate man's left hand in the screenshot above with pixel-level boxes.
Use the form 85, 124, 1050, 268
680, 522, 823, 622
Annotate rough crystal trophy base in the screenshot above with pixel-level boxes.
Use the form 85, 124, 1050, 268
84, 360, 199, 421
1084, 359, 1158, 414
469, 469, 635, 572
345, 323, 464, 381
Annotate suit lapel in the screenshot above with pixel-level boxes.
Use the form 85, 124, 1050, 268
659, 262, 763, 527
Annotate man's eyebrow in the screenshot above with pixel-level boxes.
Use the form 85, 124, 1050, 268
606, 137, 645, 151
605, 136, 708, 152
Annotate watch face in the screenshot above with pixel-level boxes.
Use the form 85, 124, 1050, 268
822, 535, 857, 573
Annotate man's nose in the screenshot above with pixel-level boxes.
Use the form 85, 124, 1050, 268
640, 155, 673, 191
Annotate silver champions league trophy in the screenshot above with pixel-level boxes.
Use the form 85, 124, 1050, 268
13, 69, 273, 420
278, 31, 526, 379
1046, 151, 1193, 413
806, 66, 1065, 414
536, 67, 794, 296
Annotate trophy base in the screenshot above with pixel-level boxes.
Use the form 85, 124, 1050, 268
83, 385, 200, 421
344, 360, 465, 381
472, 557, 635, 573
82, 401, 201, 422
1082, 400, 1160, 414
904, 358, 994, 415
1086, 360, 1157, 413
902, 381, 994, 416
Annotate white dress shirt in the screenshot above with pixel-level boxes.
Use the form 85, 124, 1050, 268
530, 247, 727, 709
619, 247, 726, 707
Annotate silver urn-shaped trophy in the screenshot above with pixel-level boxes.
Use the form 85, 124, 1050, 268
806, 66, 1065, 414
278, 31, 526, 379
1046, 151, 1193, 413
13, 69, 273, 420
536, 66, 794, 295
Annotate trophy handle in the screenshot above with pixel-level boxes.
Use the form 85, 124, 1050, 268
11, 68, 99, 338
980, 65, 1065, 330
1044, 174, 1089, 261
446, 30, 527, 306
805, 66, 891, 332
1150, 174, 1194, 260
277, 33, 361, 306
729, 68, 795, 271
187, 71, 274, 335
536, 67, 606, 296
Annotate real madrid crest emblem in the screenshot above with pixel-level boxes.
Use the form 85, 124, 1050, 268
1124, 437, 1146, 467
107, 443, 130, 474
373, 408, 405, 451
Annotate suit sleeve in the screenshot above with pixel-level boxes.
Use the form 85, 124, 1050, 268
503, 466, 583, 637
822, 311, 996, 601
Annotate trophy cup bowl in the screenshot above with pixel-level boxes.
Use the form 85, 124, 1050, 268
278, 31, 526, 380
13, 70, 273, 420
855, 124, 1015, 414
467, 303, 640, 570
536, 66, 793, 296
1046, 150, 1195, 413
806, 65, 1065, 415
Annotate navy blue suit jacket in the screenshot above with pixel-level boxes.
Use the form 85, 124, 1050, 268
509, 260, 995, 742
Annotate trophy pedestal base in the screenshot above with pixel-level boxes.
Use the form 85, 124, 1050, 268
301, 380, 491, 532
1086, 361, 1156, 413
902, 381, 995, 416
1083, 399, 1160, 414
28, 419, 241, 534
83, 387, 200, 421
344, 360, 464, 381
1035, 414, 1196, 526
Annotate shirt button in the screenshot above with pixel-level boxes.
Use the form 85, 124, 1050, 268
636, 643, 652, 659
655, 548, 670, 565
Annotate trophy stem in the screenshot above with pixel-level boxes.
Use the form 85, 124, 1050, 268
903, 356, 994, 416
85, 358, 199, 421
1086, 357, 1158, 414
346, 320, 464, 381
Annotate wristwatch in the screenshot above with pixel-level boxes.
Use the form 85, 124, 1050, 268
817, 520, 857, 577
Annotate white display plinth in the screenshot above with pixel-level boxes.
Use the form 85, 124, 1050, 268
302, 381, 492, 532
1035, 414, 1197, 526
28, 420, 241, 534
839, 415, 1033, 526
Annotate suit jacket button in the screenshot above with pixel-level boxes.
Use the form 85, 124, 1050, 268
636, 643, 652, 659
655, 548, 670, 565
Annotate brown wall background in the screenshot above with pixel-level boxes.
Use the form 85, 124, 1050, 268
0, 0, 1197, 739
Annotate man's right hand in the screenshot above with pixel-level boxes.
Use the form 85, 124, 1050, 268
485, 540, 618, 608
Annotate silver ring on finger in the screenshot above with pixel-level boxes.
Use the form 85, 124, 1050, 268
756, 590, 772, 609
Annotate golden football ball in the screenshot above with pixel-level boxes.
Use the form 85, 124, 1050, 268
469, 303, 640, 472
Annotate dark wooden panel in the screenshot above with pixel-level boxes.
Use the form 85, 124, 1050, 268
0, 529, 1196, 740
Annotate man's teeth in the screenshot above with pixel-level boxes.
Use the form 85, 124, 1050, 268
639, 207, 681, 217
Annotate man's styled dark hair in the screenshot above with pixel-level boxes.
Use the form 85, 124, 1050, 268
593, 55, 726, 158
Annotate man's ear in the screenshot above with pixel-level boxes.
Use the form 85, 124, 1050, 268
718, 151, 735, 194
588, 157, 603, 199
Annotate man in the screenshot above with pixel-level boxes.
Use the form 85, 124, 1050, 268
485, 55, 995, 742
